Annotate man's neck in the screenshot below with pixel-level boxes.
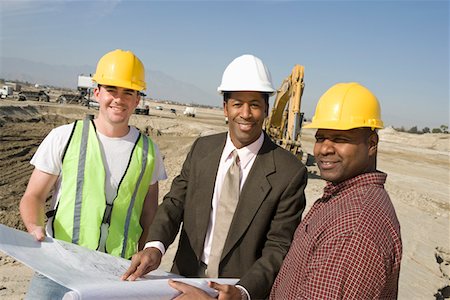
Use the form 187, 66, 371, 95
93, 118, 130, 138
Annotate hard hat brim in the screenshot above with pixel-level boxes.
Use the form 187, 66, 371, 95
217, 89, 275, 96
93, 77, 146, 91
303, 120, 384, 130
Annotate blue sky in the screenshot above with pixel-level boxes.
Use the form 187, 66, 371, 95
0, 0, 448, 129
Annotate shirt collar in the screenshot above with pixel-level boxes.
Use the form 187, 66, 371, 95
321, 171, 387, 202
223, 132, 264, 168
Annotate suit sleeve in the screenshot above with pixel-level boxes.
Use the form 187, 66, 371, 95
147, 138, 199, 249
239, 163, 307, 299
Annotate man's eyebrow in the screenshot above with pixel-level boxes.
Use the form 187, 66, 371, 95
315, 133, 351, 139
229, 98, 263, 102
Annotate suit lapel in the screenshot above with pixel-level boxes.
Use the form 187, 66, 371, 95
221, 135, 276, 259
193, 135, 226, 256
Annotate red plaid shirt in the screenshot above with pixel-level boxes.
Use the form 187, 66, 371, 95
270, 172, 402, 299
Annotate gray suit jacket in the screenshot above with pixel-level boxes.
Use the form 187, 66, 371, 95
148, 132, 307, 299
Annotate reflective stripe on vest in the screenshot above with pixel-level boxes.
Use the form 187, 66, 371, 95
53, 117, 155, 258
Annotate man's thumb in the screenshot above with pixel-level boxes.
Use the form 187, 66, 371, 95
31, 227, 45, 241
208, 281, 224, 291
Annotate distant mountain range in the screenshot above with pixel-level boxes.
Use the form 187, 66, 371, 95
0, 57, 219, 106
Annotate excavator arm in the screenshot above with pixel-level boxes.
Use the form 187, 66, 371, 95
264, 64, 305, 161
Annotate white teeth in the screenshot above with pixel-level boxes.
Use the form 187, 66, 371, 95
239, 124, 252, 130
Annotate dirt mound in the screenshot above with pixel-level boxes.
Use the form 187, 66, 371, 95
0, 105, 77, 230
379, 127, 449, 153
0, 105, 41, 126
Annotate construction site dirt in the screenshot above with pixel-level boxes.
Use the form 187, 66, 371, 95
0, 99, 449, 299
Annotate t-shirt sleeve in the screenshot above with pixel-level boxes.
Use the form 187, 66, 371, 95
150, 143, 167, 185
30, 124, 73, 175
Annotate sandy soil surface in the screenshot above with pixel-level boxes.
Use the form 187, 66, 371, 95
0, 99, 449, 299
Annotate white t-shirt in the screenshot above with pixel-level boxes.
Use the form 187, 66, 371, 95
31, 122, 167, 240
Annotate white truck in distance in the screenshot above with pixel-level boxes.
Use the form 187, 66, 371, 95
0, 86, 13, 99
183, 107, 196, 117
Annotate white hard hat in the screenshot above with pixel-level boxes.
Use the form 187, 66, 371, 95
217, 54, 276, 95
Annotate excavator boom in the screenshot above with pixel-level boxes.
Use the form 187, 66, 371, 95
264, 65, 305, 161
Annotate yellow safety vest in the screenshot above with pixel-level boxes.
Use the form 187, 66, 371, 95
52, 117, 155, 258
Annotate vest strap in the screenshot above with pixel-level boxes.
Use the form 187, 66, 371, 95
102, 204, 113, 225
121, 134, 149, 257
72, 117, 90, 244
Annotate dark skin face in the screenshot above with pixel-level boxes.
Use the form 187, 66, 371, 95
224, 91, 268, 149
314, 128, 379, 184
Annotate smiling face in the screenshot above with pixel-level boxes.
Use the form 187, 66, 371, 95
94, 85, 140, 127
313, 128, 378, 184
224, 91, 268, 149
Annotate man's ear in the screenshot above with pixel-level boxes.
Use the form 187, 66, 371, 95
264, 99, 269, 117
135, 93, 141, 106
368, 132, 379, 156
93, 86, 100, 101
223, 100, 228, 117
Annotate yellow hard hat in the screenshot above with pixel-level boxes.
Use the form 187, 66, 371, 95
92, 49, 146, 91
304, 82, 384, 130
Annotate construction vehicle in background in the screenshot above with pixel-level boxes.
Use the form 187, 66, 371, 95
57, 93, 87, 105
134, 103, 150, 115
264, 64, 305, 161
18, 90, 50, 102
134, 95, 150, 115
0, 86, 13, 99
58, 75, 94, 105
183, 107, 196, 117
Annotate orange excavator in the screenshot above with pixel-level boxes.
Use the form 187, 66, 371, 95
264, 64, 306, 161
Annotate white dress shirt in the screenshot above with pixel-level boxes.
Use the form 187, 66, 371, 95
201, 132, 264, 264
